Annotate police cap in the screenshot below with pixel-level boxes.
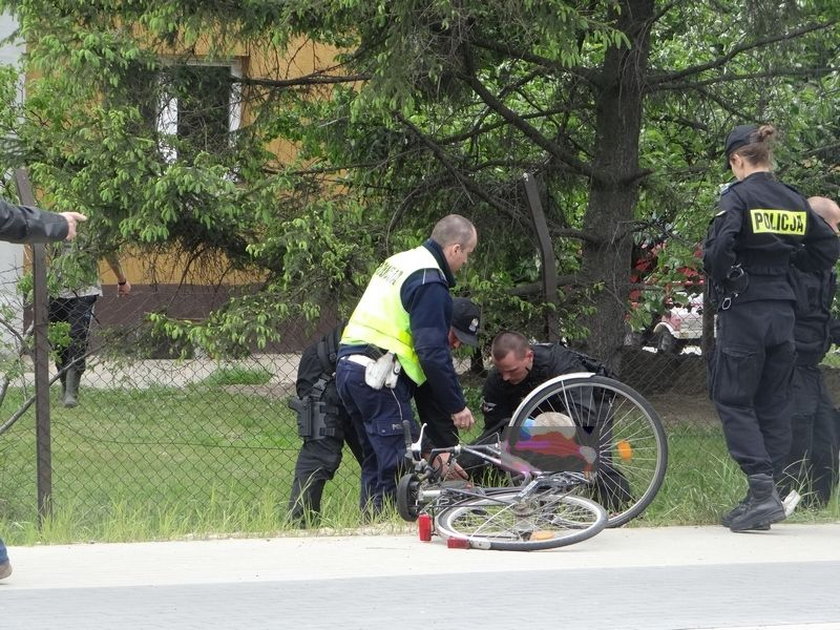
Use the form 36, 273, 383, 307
724, 124, 758, 163
451, 297, 481, 347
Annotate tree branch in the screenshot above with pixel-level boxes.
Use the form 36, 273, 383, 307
458, 50, 594, 178
234, 73, 370, 90
471, 38, 600, 87
648, 20, 837, 86
395, 114, 519, 219
655, 66, 840, 91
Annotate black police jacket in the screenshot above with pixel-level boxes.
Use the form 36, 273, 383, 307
0, 199, 69, 243
480, 343, 587, 433
703, 172, 839, 304
791, 266, 836, 366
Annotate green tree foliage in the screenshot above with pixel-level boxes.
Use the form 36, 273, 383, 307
0, 0, 837, 358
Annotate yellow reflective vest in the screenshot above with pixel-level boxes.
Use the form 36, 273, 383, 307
341, 245, 445, 385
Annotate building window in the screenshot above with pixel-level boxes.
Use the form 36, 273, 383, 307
157, 61, 242, 163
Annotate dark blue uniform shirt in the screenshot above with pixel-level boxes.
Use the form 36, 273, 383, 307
703, 172, 839, 303
339, 239, 467, 416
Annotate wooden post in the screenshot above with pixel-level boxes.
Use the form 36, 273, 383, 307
522, 172, 559, 340
13, 168, 52, 523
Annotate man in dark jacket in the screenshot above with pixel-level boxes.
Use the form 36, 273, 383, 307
479, 332, 595, 439
0, 197, 86, 580
462, 331, 631, 510
781, 196, 840, 509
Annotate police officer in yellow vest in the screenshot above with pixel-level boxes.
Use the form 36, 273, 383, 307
336, 214, 478, 515
703, 124, 839, 532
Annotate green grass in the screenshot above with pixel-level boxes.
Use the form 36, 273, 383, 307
820, 352, 840, 368
1, 384, 838, 545
632, 421, 840, 527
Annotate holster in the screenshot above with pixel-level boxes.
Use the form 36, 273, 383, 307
714, 264, 750, 311
288, 389, 341, 441
364, 351, 401, 390
288, 395, 316, 439
724, 264, 749, 294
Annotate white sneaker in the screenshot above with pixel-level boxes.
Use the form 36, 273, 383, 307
0, 560, 11, 580
782, 490, 801, 517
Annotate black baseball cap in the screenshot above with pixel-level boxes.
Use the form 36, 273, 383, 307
451, 297, 481, 347
724, 124, 758, 162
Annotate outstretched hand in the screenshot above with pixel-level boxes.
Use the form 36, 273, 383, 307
451, 407, 475, 430
59, 212, 87, 240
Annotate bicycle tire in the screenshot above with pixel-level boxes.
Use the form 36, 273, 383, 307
508, 373, 668, 528
433, 490, 607, 551
396, 473, 420, 522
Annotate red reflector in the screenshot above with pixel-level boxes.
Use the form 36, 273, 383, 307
417, 514, 432, 542
446, 537, 470, 549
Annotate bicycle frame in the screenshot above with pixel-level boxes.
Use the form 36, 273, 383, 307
401, 424, 595, 519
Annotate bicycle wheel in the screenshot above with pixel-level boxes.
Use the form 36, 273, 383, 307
508, 374, 667, 528
396, 473, 420, 522
433, 490, 607, 551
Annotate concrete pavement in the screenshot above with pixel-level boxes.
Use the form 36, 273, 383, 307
2, 523, 840, 629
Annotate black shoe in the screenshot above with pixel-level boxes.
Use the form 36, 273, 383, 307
729, 473, 785, 532
720, 492, 750, 527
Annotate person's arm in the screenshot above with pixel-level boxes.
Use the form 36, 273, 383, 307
104, 254, 131, 296
0, 199, 86, 243
702, 196, 743, 283
480, 372, 516, 436
405, 281, 473, 430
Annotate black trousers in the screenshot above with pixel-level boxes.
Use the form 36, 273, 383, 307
288, 411, 364, 520
782, 364, 839, 505
709, 300, 795, 478
48, 295, 97, 374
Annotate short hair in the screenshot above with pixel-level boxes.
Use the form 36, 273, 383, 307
431, 214, 476, 247
731, 124, 777, 167
491, 331, 531, 361
808, 196, 840, 231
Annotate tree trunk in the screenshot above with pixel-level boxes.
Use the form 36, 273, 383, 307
578, 0, 654, 367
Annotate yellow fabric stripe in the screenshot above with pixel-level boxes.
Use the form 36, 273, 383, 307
749, 209, 807, 235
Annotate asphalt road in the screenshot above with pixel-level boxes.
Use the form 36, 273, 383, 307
2, 523, 840, 629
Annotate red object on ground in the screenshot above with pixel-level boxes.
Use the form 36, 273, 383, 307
446, 538, 470, 549
417, 514, 432, 541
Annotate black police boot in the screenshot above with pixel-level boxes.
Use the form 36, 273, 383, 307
63, 368, 81, 408
720, 492, 750, 528
728, 473, 785, 532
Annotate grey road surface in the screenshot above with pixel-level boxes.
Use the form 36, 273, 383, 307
2, 524, 840, 629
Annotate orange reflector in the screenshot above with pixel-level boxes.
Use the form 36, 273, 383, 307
617, 440, 633, 460
447, 537, 470, 549
530, 530, 555, 541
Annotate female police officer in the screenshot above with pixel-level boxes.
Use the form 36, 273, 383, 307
703, 124, 839, 532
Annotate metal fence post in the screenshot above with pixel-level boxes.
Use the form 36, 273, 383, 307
14, 168, 52, 523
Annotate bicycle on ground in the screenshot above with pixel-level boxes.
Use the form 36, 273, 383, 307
396, 373, 668, 551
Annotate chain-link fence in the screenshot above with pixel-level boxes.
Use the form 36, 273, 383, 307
0, 281, 339, 531
3, 275, 840, 537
